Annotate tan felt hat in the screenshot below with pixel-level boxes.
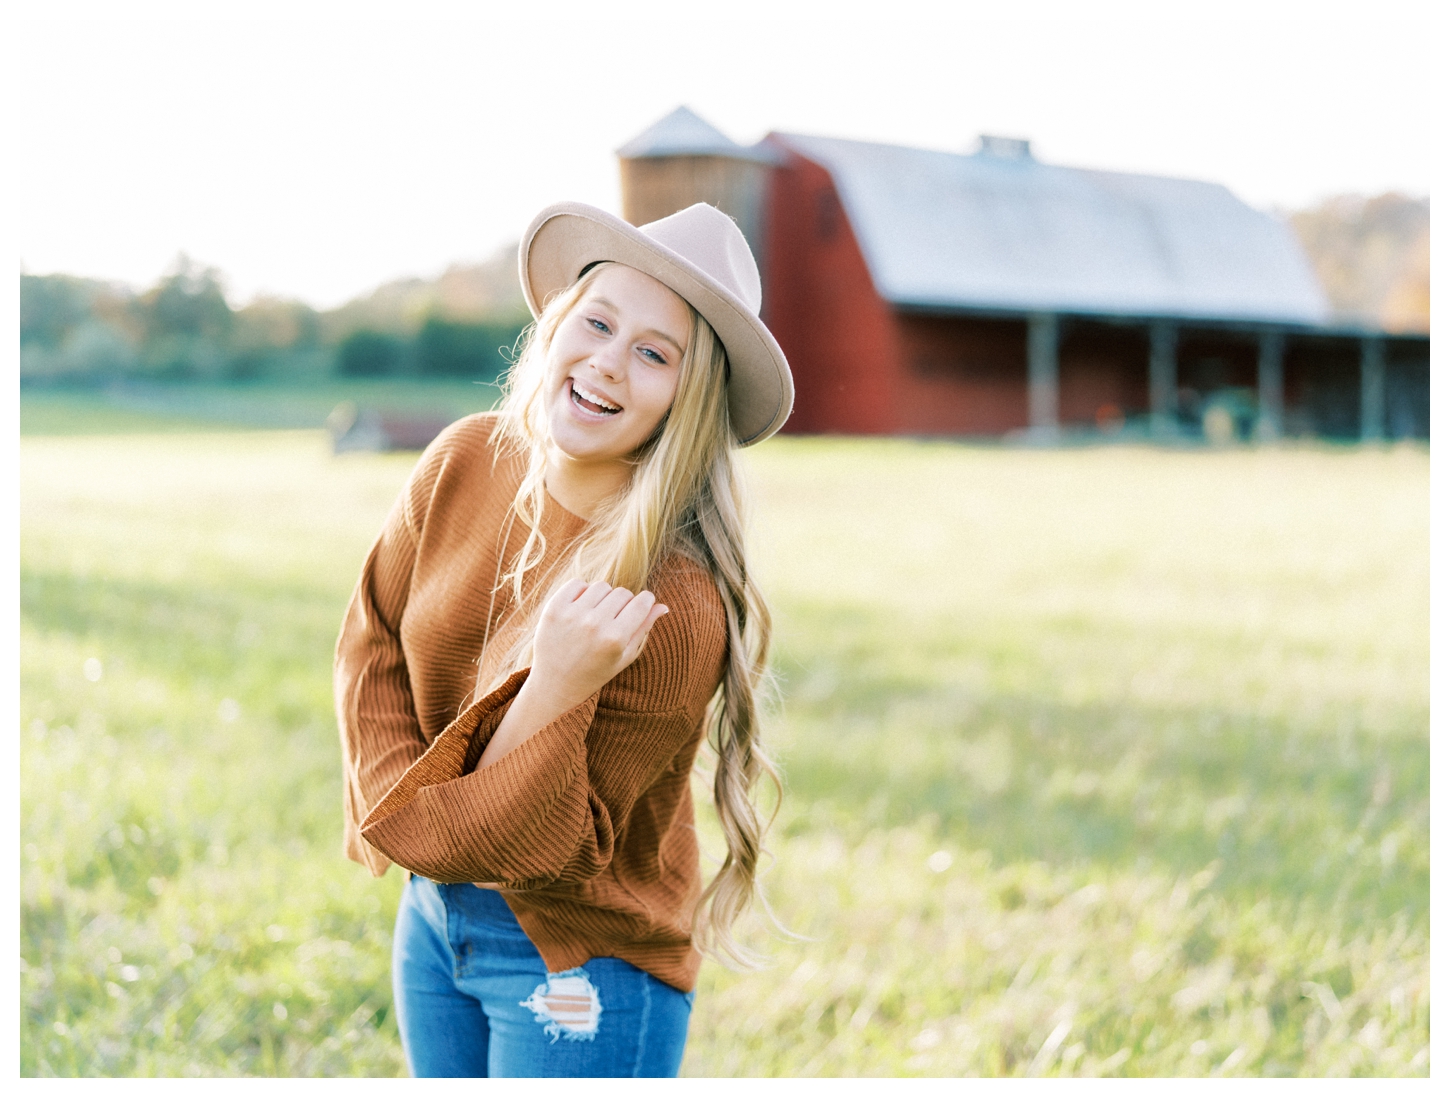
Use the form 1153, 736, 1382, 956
519, 201, 794, 446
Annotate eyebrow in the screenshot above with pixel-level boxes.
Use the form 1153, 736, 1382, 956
587, 296, 685, 357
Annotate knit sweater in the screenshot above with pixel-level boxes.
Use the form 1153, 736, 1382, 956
334, 412, 727, 992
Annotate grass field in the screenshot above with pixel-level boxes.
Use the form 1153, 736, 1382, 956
19, 397, 1429, 1076
18, 377, 503, 436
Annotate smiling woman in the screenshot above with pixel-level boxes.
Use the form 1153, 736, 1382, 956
540, 264, 691, 515
334, 202, 794, 1078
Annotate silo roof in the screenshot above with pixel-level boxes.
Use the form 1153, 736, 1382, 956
770, 133, 1331, 326
618, 106, 777, 163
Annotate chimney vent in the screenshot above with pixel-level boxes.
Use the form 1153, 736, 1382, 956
975, 134, 1033, 160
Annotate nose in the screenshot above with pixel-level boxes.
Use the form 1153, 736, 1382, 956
589, 339, 627, 382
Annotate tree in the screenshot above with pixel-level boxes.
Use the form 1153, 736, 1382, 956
132, 256, 235, 379
337, 330, 405, 377
1289, 194, 1430, 333
20, 274, 140, 383
415, 316, 525, 380
21, 274, 96, 348
138, 255, 233, 342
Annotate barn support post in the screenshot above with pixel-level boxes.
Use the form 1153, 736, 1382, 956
1360, 335, 1386, 443
1027, 312, 1060, 438
1256, 329, 1285, 441
1149, 320, 1178, 440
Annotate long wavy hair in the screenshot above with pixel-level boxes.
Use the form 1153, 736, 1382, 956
488, 262, 778, 967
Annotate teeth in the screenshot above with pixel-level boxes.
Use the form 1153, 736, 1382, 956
572, 382, 621, 412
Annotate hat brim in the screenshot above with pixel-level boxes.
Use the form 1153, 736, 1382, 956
519, 202, 794, 446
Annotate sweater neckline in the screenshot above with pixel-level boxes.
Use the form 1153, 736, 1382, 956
542, 487, 590, 529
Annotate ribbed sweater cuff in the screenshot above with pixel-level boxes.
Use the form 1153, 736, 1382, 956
358, 669, 602, 884
361, 669, 529, 828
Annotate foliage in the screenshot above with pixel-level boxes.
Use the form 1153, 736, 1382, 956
414, 317, 524, 380
316, 247, 527, 344
21, 274, 115, 348
333, 317, 527, 380
1288, 193, 1430, 333
19, 259, 242, 383
336, 331, 406, 378
229, 298, 324, 381
20, 275, 141, 384
19, 406, 1428, 1077
20, 246, 527, 387
20, 319, 140, 384
137, 258, 233, 345
124, 257, 236, 382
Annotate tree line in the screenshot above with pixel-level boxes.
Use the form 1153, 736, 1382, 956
1287, 193, 1428, 333
21, 193, 1427, 388
20, 256, 529, 386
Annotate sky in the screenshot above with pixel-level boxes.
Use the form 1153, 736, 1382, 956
15, 1, 1438, 309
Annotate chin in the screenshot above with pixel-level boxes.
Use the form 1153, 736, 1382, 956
548, 408, 633, 465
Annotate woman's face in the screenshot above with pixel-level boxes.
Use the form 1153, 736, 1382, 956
544, 263, 691, 467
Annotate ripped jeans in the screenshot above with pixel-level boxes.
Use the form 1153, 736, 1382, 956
392, 874, 694, 1077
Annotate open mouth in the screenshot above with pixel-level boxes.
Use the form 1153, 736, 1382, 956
571, 381, 622, 417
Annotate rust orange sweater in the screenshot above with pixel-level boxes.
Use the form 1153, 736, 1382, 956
334, 412, 727, 992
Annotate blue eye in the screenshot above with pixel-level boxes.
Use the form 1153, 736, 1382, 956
641, 348, 666, 365
589, 317, 610, 334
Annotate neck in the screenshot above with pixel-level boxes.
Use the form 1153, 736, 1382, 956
543, 447, 632, 520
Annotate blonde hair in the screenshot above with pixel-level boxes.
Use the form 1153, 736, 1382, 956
489, 263, 778, 967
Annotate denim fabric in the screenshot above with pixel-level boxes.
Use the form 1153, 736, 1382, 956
392, 874, 694, 1077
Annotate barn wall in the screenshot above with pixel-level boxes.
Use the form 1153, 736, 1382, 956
763, 145, 901, 434
890, 316, 1162, 436
891, 314, 1029, 434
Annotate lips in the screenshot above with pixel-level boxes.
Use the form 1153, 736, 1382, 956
571, 380, 622, 417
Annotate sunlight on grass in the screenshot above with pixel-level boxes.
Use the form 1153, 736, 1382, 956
20, 427, 1427, 1076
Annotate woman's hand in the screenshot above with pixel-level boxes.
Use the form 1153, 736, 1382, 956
475, 579, 668, 770
529, 578, 670, 714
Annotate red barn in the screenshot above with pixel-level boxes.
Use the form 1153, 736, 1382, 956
618, 108, 1429, 442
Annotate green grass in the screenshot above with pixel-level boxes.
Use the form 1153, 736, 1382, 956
19, 377, 503, 436
19, 396, 1428, 1076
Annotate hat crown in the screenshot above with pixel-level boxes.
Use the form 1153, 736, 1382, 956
638, 204, 762, 315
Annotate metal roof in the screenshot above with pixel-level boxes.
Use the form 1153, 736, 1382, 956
769, 132, 1331, 326
617, 106, 777, 163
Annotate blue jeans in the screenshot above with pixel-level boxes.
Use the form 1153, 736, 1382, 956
392, 874, 694, 1077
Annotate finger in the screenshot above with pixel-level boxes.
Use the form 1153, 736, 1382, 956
611, 590, 657, 634
572, 580, 616, 609
552, 578, 590, 606
625, 599, 668, 645
623, 603, 669, 662
595, 585, 638, 621
543, 579, 590, 619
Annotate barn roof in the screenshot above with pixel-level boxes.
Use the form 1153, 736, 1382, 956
618, 105, 777, 163
769, 132, 1331, 326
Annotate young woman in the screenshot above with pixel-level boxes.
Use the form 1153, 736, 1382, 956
334, 201, 794, 1078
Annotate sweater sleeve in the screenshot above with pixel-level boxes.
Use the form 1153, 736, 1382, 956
333, 431, 453, 875
356, 567, 725, 888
